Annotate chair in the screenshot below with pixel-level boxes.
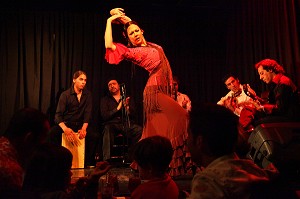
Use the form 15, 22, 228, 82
110, 133, 128, 165
101, 122, 130, 166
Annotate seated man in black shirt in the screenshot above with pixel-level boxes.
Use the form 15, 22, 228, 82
47, 70, 100, 166
100, 79, 142, 162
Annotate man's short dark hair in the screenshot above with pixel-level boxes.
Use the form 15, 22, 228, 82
4, 107, 49, 140
133, 135, 173, 176
189, 103, 239, 157
23, 143, 73, 191
221, 73, 238, 84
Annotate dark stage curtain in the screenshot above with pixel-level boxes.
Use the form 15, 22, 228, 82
1, 0, 300, 132
226, 0, 300, 94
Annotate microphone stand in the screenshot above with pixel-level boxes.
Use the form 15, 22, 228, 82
120, 84, 131, 129
120, 84, 130, 164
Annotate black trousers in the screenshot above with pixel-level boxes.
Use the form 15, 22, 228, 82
102, 122, 142, 161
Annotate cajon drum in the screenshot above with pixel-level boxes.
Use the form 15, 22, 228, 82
62, 133, 85, 168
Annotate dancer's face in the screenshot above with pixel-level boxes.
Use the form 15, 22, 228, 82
126, 24, 146, 46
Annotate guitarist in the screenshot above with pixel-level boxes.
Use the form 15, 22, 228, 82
240, 59, 300, 131
217, 73, 257, 117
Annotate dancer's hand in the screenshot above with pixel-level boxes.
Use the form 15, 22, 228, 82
109, 8, 132, 24
110, 8, 125, 16
107, 13, 123, 23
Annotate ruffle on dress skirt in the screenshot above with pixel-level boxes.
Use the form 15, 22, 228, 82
169, 132, 193, 177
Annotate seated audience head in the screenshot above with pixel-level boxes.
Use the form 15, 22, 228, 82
188, 103, 238, 166
133, 135, 173, 179
4, 107, 50, 167
222, 73, 241, 93
22, 143, 73, 193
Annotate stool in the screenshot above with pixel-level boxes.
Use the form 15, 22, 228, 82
110, 133, 128, 165
62, 133, 85, 168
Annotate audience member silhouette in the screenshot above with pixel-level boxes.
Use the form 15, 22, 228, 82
0, 107, 50, 198
22, 143, 111, 199
187, 103, 280, 199
130, 135, 179, 199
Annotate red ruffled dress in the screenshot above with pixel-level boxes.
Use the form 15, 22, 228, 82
105, 42, 190, 176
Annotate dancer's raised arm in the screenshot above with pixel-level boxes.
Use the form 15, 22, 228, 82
104, 14, 122, 50
104, 8, 132, 50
